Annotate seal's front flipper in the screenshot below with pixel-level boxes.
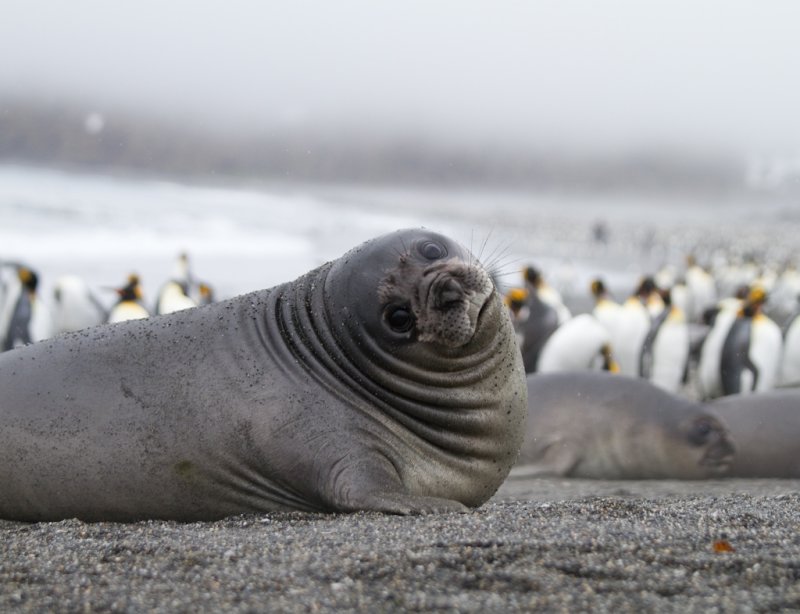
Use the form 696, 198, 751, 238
353, 492, 470, 515
320, 457, 469, 514
507, 463, 564, 479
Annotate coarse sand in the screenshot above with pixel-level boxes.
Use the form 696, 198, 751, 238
2, 478, 799, 612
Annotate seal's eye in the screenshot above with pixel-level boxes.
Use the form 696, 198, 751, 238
689, 419, 714, 446
418, 241, 447, 260
385, 305, 415, 333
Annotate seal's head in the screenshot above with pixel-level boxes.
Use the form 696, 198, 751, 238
682, 413, 736, 475
641, 407, 736, 479
327, 228, 505, 359
520, 372, 735, 480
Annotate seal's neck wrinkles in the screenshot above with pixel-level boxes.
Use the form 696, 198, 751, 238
270, 262, 519, 456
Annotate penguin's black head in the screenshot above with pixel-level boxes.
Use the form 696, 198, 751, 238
590, 278, 606, 298
117, 276, 142, 303
702, 306, 720, 327
742, 286, 767, 317
636, 276, 658, 298
524, 266, 542, 287
18, 267, 38, 292
734, 285, 749, 300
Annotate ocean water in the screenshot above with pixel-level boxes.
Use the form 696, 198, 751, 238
0, 164, 794, 313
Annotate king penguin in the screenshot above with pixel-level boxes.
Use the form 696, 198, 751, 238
537, 313, 619, 374
518, 284, 560, 373
611, 280, 653, 378
107, 274, 150, 324
638, 276, 665, 318
52, 274, 108, 334
156, 251, 213, 313
156, 280, 196, 315
504, 287, 530, 348
685, 255, 718, 323
778, 298, 800, 387
719, 287, 783, 395
197, 282, 215, 306
639, 289, 690, 393
524, 266, 571, 325
1, 266, 54, 351
590, 278, 622, 338
695, 289, 746, 399
0, 262, 22, 346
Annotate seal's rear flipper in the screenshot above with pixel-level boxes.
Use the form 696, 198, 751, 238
508, 444, 579, 479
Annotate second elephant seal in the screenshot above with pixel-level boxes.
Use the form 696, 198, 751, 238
0, 228, 527, 521
709, 390, 800, 478
511, 372, 735, 479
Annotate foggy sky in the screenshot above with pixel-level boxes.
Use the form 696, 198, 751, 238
2, 1, 799, 155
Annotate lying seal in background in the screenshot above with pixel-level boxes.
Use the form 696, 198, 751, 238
510, 372, 735, 479
709, 391, 800, 478
0, 229, 527, 522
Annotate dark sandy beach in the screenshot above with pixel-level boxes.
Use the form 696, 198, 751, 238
2, 478, 799, 612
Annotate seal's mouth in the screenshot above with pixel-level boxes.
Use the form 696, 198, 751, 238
700, 454, 734, 473
699, 443, 736, 473
416, 260, 493, 348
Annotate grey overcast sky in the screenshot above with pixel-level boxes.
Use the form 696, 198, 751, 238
1, 1, 799, 154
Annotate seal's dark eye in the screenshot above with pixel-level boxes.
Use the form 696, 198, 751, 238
419, 241, 447, 260
385, 306, 415, 333
689, 419, 713, 446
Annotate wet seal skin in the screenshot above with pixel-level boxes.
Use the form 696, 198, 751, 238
511, 372, 735, 480
0, 228, 527, 521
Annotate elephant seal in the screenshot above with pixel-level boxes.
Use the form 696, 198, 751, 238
0, 228, 527, 521
510, 372, 735, 479
709, 391, 800, 477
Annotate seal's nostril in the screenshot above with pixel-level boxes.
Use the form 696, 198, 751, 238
439, 278, 464, 306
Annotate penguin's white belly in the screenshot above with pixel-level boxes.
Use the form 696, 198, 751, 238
696, 308, 737, 399
749, 316, 782, 392
779, 317, 800, 386
613, 302, 650, 377
108, 302, 149, 324
537, 314, 611, 373
650, 320, 689, 393
157, 282, 197, 315
52, 275, 106, 333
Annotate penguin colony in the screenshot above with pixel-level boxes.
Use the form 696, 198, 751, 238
0, 253, 214, 351
507, 256, 800, 400
4, 245, 798, 396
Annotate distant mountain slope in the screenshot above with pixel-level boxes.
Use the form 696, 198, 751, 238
0, 98, 745, 193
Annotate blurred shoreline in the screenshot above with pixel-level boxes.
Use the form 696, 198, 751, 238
2, 162, 798, 317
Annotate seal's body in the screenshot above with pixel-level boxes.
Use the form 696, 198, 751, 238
0, 229, 526, 521
710, 391, 800, 478
511, 372, 735, 479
